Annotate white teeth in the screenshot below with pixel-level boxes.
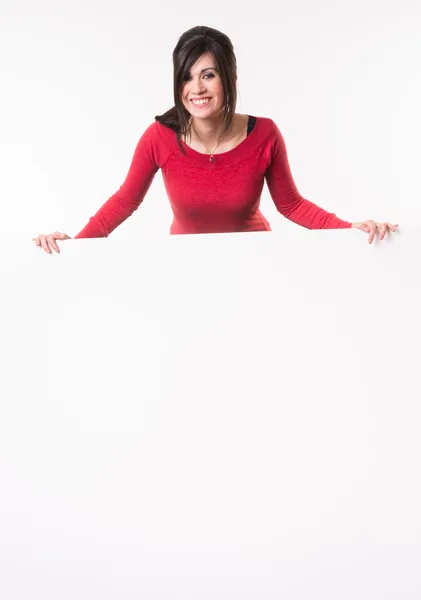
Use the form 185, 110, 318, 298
192, 98, 210, 105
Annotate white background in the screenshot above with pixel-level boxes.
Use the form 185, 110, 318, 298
1, 1, 421, 598
0, 0, 419, 239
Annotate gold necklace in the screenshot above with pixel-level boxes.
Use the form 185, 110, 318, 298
191, 124, 226, 163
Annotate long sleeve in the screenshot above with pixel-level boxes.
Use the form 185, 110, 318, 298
74, 123, 160, 239
265, 121, 352, 229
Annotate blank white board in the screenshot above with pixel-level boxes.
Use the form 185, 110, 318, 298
0, 226, 420, 599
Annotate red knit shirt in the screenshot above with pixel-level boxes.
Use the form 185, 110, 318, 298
74, 116, 351, 238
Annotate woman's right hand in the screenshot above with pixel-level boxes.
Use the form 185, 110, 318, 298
32, 231, 72, 254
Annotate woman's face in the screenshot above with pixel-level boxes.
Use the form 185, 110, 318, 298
181, 51, 225, 119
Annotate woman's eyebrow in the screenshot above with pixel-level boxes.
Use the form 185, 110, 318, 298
188, 67, 217, 75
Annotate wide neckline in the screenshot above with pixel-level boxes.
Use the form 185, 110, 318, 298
177, 115, 261, 167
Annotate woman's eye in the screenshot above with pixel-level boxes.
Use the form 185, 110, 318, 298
184, 73, 214, 81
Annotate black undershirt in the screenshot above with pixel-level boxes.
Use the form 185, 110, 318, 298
247, 115, 256, 136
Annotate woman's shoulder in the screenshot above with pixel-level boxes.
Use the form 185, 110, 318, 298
232, 113, 276, 134
253, 114, 273, 123
253, 115, 278, 130
137, 119, 175, 148
248, 115, 280, 147
132, 120, 174, 167
151, 119, 179, 145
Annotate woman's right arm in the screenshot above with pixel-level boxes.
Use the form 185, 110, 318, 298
74, 122, 160, 238
33, 122, 160, 252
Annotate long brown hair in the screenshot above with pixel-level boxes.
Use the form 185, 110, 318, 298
155, 26, 238, 155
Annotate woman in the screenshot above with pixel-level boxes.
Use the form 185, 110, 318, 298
33, 26, 397, 254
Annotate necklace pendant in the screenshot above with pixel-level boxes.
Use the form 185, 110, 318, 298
209, 154, 214, 163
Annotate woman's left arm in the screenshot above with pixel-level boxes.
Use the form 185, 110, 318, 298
265, 120, 398, 243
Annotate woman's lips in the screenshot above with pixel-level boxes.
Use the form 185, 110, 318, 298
191, 98, 212, 107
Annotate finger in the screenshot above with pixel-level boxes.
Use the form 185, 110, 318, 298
48, 236, 60, 254
367, 221, 377, 244
40, 236, 51, 254
32, 237, 40, 246
378, 223, 388, 240
385, 222, 399, 232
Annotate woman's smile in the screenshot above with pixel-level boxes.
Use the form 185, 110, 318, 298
191, 97, 212, 107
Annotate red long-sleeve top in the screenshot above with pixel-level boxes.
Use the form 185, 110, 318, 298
74, 116, 351, 238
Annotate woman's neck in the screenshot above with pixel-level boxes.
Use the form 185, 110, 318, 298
189, 113, 237, 148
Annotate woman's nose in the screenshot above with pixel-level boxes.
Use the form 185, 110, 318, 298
191, 78, 206, 94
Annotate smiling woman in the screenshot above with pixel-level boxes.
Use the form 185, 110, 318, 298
33, 25, 398, 253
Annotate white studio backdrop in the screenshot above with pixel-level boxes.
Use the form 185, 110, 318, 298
0, 0, 420, 241
0, 227, 421, 599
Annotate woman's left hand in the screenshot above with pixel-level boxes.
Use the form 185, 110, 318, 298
351, 221, 399, 244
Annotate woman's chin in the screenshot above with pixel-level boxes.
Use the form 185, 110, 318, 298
189, 107, 223, 119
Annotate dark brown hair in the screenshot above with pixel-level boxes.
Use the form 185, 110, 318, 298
155, 26, 238, 155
